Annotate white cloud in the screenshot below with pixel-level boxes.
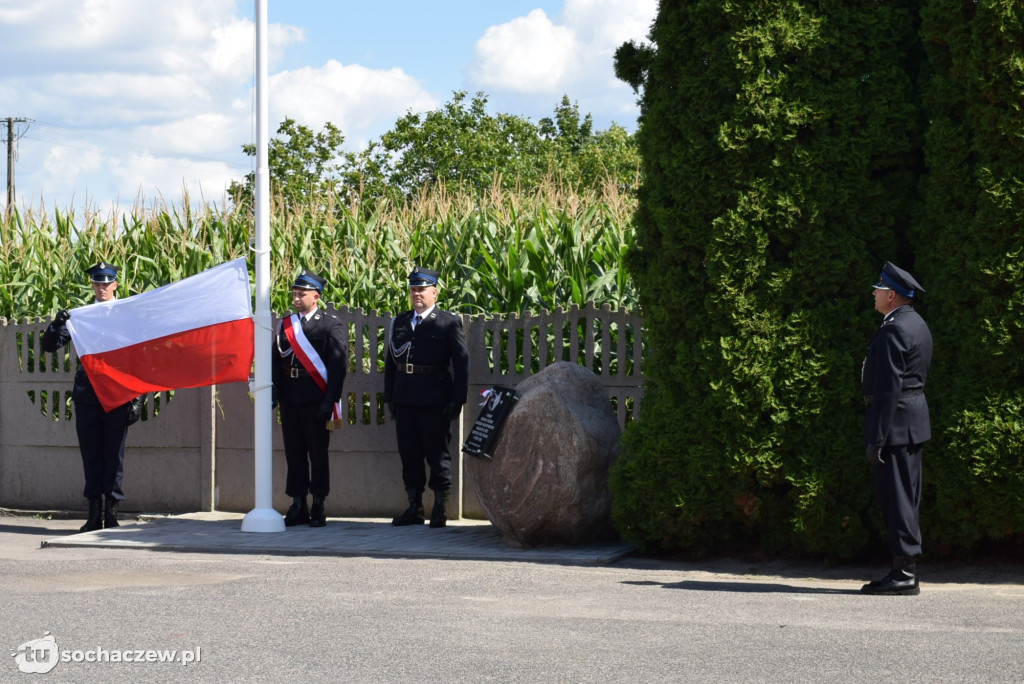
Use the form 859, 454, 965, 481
467, 0, 656, 96
269, 61, 437, 149
1, 0, 244, 73
0, 0, 427, 212
136, 113, 247, 158
468, 10, 579, 94
108, 154, 240, 208
42, 144, 103, 187
564, 0, 656, 52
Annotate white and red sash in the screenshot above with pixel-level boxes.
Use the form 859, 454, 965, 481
282, 313, 343, 429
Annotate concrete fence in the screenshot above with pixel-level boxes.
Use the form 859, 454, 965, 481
0, 303, 643, 519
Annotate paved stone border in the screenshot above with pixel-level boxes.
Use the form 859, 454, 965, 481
40, 513, 634, 565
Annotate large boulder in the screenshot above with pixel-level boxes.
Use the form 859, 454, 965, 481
466, 361, 620, 546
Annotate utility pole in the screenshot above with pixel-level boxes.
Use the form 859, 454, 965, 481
5, 117, 28, 218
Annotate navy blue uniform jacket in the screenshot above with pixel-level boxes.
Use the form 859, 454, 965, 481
41, 319, 105, 406
273, 310, 348, 405
862, 305, 932, 449
384, 308, 469, 406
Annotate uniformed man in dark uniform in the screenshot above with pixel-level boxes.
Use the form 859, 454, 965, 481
272, 270, 348, 528
385, 267, 469, 528
861, 261, 932, 596
41, 262, 140, 531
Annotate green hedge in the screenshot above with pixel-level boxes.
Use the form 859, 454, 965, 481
914, 0, 1024, 555
609, 0, 1012, 559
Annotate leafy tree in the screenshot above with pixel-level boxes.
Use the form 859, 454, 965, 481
539, 95, 593, 153
358, 91, 552, 198
230, 118, 346, 210
541, 96, 641, 191
231, 93, 641, 210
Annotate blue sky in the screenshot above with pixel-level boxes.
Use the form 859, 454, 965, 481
0, 0, 655, 216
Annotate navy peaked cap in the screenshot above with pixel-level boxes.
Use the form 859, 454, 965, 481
408, 266, 440, 287
293, 269, 326, 292
87, 262, 118, 283
872, 261, 924, 298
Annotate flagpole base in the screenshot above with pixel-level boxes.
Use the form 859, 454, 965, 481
241, 507, 286, 533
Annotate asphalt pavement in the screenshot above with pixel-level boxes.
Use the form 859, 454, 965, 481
2, 511, 1022, 683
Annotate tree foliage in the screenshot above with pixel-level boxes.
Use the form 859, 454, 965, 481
614, 0, 1024, 560
229, 92, 641, 211
913, 0, 1024, 555
360, 91, 551, 197
229, 118, 346, 210
611, 0, 926, 558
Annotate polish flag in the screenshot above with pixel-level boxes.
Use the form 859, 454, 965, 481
66, 258, 255, 411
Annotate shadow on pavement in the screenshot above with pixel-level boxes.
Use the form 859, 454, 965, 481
0, 522, 80, 537
621, 579, 860, 595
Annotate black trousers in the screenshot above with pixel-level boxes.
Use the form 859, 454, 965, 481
74, 399, 128, 500
394, 403, 452, 495
280, 403, 331, 498
874, 442, 924, 557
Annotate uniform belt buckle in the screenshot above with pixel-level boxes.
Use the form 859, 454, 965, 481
289, 368, 301, 378
405, 363, 414, 374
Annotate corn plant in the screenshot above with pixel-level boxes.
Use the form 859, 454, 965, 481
1, 176, 638, 321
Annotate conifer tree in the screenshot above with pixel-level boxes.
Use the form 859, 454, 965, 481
612, 1, 924, 556
915, 1, 1024, 553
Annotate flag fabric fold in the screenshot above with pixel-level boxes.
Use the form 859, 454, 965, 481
67, 258, 255, 412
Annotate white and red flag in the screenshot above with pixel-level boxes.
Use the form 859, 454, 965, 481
66, 258, 254, 411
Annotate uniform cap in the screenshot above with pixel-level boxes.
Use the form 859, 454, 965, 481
293, 269, 326, 293
872, 261, 924, 298
408, 266, 440, 288
86, 262, 118, 283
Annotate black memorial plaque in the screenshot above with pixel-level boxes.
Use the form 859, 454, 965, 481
461, 385, 517, 459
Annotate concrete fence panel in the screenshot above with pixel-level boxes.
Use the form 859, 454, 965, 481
0, 304, 642, 518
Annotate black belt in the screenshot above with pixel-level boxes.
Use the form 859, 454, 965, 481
403, 363, 448, 375
863, 389, 924, 406
283, 366, 310, 378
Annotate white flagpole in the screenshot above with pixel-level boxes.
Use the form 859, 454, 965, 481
242, 0, 284, 532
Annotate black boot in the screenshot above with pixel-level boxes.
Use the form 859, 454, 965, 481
80, 497, 102, 532
283, 496, 310, 526
429, 492, 448, 529
861, 555, 920, 595
392, 489, 425, 526
103, 495, 120, 528
309, 495, 327, 527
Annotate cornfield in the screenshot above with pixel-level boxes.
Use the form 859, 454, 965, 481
0, 179, 638, 320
